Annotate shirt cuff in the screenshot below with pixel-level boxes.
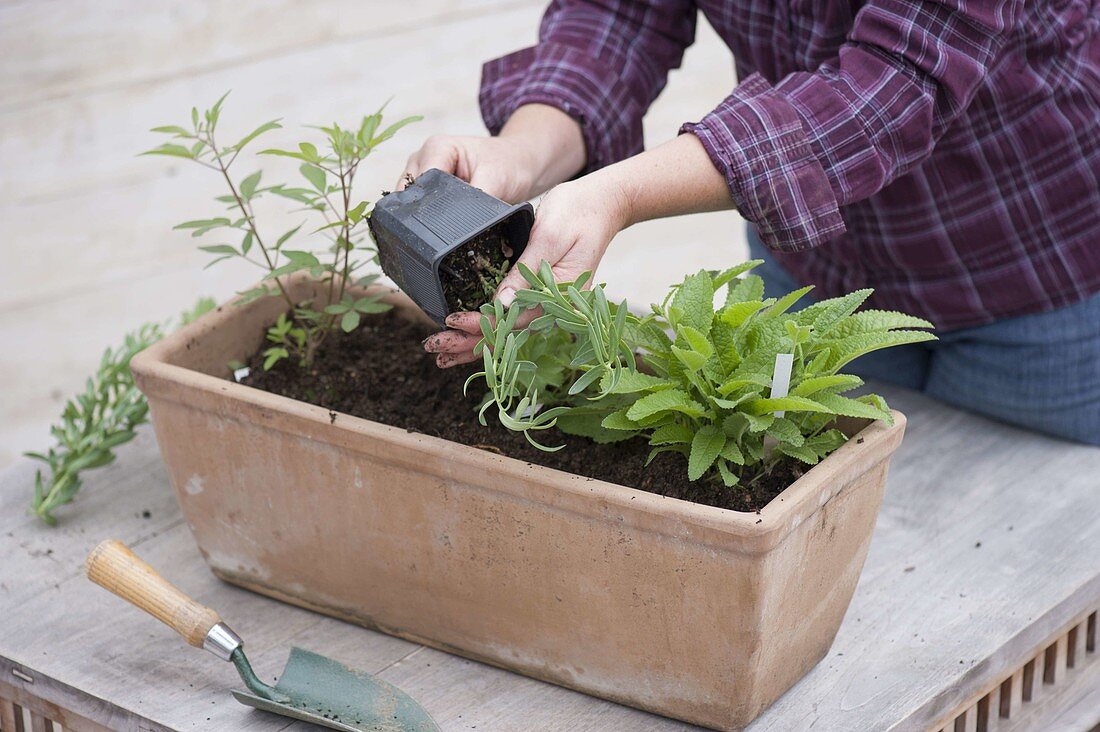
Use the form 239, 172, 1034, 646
681, 73, 847, 252
480, 43, 644, 174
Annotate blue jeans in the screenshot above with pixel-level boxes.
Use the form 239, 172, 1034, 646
746, 228, 1100, 446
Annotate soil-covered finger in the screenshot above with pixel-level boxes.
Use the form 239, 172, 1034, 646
437, 351, 481, 368
423, 329, 480, 354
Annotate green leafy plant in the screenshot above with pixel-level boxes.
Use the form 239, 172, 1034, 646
467, 261, 936, 488
27, 298, 215, 524
143, 92, 421, 368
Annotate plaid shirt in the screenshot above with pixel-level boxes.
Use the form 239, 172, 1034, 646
479, 0, 1100, 329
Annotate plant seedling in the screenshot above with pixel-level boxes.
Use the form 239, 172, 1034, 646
143, 93, 422, 369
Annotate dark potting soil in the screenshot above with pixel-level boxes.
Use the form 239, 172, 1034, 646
439, 227, 513, 313
242, 312, 803, 512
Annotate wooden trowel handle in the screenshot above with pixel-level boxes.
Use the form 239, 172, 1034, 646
86, 539, 221, 649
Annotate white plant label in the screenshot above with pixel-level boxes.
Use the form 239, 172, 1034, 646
770, 353, 795, 418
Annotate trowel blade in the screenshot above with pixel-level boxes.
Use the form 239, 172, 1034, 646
232, 647, 439, 732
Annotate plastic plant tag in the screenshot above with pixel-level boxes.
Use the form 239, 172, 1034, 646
770, 353, 795, 417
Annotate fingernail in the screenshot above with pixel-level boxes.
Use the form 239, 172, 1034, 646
422, 335, 439, 352
444, 314, 461, 327
499, 288, 516, 308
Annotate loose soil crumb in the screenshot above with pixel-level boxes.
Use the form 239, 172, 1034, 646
243, 312, 803, 512
439, 227, 512, 313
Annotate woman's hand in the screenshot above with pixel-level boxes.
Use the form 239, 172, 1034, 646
424, 173, 631, 367
399, 135, 540, 204
398, 103, 586, 203
423, 132, 734, 368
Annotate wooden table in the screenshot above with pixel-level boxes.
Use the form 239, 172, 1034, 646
1, 387, 1098, 731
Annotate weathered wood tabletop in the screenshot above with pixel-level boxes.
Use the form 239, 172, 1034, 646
1, 387, 1098, 731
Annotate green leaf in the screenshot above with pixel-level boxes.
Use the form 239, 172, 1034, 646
712, 260, 763, 290
744, 396, 832, 416
263, 347, 289, 370
671, 345, 708, 372
688, 425, 725, 480
811, 393, 892, 421
672, 271, 715, 331
341, 311, 360, 332
347, 201, 369, 223
198, 244, 237, 255
239, 171, 262, 199
234, 120, 281, 151
811, 289, 874, 336
764, 285, 814, 318
717, 460, 740, 487
765, 417, 805, 446
791, 374, 863, 397
259, 148, 310, 162
806, 428, 849, 457
300, 163, 326, 192
140, 143, 194, 159
604, 370, 669, 394
626, 389, 707, 421
825, 330, 938, 372
776, 443, 821, 465
276, 223, 303, 249
352, 297, 391, 313
726, 274, 764, 305
557, 412, 635, 443
719, 300, 768, 328
649, 423, 694, 445
371, 114, 423, 145
828, 309, 935, 339
719, 440, 745, 465
678, 325, 714, 357
174, 218, 230, 231
299, 142, 320, 161
601, 408, 639, 431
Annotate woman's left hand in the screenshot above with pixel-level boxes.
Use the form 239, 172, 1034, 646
423, 172, 631, 367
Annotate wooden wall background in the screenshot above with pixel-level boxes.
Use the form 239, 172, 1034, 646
0, 0, 745, 468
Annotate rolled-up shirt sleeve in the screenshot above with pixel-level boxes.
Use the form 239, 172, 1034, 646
682, 0, 1025, 252
480, 0, 696, 173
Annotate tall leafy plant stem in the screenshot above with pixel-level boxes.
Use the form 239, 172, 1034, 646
205, 129, 295, 310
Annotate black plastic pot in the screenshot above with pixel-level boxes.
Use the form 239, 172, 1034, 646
368, 168, 534, 325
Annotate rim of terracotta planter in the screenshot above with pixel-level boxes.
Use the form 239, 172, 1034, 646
131, 276, 906, 554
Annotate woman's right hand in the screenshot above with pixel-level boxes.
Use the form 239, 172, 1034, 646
397, 134, 541, 204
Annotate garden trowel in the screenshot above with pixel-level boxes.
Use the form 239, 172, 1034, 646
86, 539, 438, 732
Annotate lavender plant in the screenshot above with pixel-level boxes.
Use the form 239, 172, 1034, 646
27, 298, 215, 524
143, 93, 421, 368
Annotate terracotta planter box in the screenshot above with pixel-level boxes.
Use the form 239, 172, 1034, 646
131, 277, 906, 731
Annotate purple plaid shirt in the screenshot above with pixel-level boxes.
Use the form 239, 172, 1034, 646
479, 0, 1100, 329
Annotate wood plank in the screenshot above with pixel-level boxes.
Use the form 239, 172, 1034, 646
2, 379, 1098, 729
0, 0, 532, 112
0, 679, 113, 732
747, 388, 1100, 732
1, 698, 18, 732
374, 645, 700, 731
1002, 653, 1100, 732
